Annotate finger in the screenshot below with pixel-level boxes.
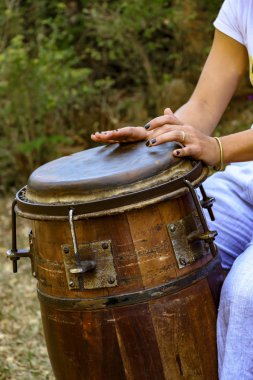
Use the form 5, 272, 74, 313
91, 126, 147, 143
91, 132, 111, 141
144, 113, 183, 131
145, 129, 187, 146
91, 137, 119, 144
115, 126, 143, 140
148, 124, 187, 141
91, 128, 126, 139
173, 146, 192, 158
164, 108, 174, 116
91, 133, 102, 142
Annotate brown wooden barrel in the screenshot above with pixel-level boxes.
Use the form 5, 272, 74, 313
11, 141, 224, 380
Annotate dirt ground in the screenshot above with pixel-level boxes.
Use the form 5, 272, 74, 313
0, 197, 54, 380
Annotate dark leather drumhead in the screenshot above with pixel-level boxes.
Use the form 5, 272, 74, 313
29, 142, 178, 188
24, 141, 204, 208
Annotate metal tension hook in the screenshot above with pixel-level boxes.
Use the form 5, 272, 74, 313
7, 199, 32, 273
68, 208, 96, 274
183, 179, 218, 258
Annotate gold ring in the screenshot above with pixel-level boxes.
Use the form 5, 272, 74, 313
181, 131, 186, 143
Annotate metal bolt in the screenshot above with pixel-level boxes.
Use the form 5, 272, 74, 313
179, 257, 187, 266
108, 276, 115, 284
69, 281, 75, 288
63, 246, 69, 254
170, 224, 176, 233
102, 242, 109, 250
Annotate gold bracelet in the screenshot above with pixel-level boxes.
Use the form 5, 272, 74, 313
213, 137, 225, 171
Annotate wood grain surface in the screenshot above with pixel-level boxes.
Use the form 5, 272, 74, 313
32, 193, 222, 379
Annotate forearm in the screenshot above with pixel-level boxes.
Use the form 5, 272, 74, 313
175, 100, 253, 164
175, 98, 221, 136
221, 129, 253, 163
174, 31, 248, 137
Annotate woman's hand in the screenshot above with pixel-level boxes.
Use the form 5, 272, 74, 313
90, 108, 220, 167
90, 108, 181, 144
146, 108, 220, 167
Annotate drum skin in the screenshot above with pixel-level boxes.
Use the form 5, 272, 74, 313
13, 142, 224, 379
32, 194, 223, 380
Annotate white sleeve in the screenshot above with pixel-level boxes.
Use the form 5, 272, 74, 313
213, 0, 245, 45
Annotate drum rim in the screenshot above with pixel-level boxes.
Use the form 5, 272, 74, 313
15, 161, 208, 220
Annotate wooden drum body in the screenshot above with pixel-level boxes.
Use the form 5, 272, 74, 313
9, 141, 224, 380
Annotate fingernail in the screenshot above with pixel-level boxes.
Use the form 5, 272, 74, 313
175, 150, 180, 156
150, 138, 156, 144
145, 140, 151, 147
144, 124, 151, 130
102, 132, 107, 134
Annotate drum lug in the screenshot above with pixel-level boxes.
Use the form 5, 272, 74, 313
168, 212, 209, 269
6, 200, 35, 274
61, 240, 117, 290
184, 179, 217, 258
168, 180, 218, 269
64, 209, 117, 290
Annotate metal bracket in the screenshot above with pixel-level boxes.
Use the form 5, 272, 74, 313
62, 240, 117, 290
184, 179, 217, 258
168, 179, 218, 269
168, 212, 209, 268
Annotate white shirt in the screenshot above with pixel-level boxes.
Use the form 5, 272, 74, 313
214, 0, 253, 86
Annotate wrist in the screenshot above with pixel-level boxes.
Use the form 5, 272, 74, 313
213, 137, 225, 171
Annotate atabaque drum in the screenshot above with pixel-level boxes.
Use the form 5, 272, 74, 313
8, 141, 224, 380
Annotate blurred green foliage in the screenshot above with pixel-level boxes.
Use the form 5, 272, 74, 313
0, 0, 222, 193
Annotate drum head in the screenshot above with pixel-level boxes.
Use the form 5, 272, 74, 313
17, 141, 207, 217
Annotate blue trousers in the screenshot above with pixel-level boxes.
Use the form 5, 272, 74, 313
203, 162, 253, 379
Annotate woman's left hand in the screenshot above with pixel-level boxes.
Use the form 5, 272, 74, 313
146, 108, 220, 167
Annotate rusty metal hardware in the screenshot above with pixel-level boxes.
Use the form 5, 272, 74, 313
184, 179, 217, 258
199, 184, 215, 221
168, 180, 218, 269
168, 212, 208, 269
68, 208, 96, 280
62, 240, 117, 290
187, 230, 217, 243
6, 199, 33, 273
